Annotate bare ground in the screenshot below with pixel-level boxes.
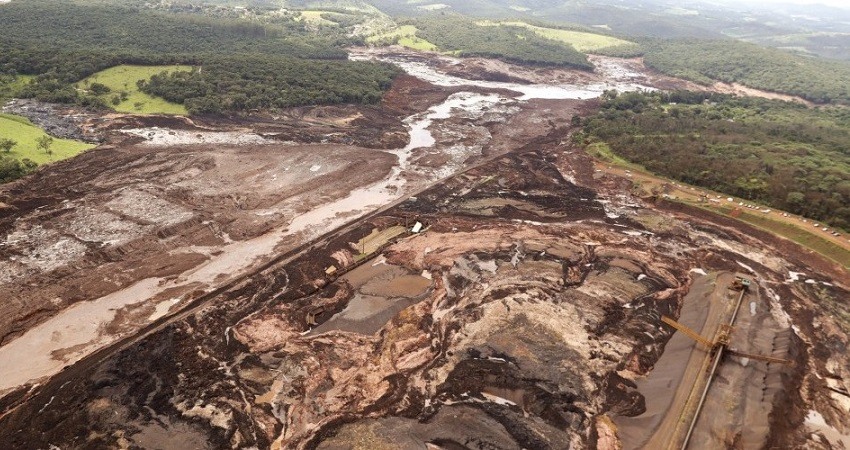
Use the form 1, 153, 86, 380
0, 51, 847, 450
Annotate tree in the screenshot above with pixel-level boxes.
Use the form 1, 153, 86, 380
36, 135, 53, 155
786, 191, 805, 206
0, 156, 37, 183
88, 82, 111, 95
0, 138, 16, 153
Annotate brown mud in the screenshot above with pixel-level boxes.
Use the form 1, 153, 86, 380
0, 51, 847, 450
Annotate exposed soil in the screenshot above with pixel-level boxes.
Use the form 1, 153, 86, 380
2, 99, 103, 142
0, 50, 847, 450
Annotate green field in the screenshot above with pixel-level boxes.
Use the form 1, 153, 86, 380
78, 65, 193, 115
299, 10, 338, 26
586, 142, 643, 169
367, 25, 437, 51
479, 21, 635, 52
0, 113, 94, 164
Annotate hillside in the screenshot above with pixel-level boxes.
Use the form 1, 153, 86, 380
643, 39, 850, 104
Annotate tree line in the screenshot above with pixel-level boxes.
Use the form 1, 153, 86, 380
413, 15, 594, 70
642, 39, 850, 104
577, 90, 850, 230
0, 0, 391, 112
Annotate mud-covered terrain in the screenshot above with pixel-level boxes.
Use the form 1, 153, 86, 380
0, 51, 848, 449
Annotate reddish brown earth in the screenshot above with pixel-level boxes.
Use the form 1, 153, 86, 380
0, 52, 847, 450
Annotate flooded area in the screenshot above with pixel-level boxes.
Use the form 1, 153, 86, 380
310, 257, 432, 335
352, 50, 655, 100
0, 277, 164, 394
2, 45, 842, 450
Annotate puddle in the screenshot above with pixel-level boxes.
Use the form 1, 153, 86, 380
310, 258, 432, 336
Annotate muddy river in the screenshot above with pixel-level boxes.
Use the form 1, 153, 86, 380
0, 52, 656, 394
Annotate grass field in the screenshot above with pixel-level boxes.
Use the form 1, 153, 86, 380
78, 65, 193, 115
299, 10, 338, 26
367, 25, 437, 51
479, 21, 635, 52
0, 74, 35, 99
0, 113, 94, 164
587, 142, 643, 169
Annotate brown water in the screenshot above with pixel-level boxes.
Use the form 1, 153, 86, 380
310, 259, 432, 335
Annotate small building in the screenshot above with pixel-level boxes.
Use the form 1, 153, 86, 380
411, 221, 424, 233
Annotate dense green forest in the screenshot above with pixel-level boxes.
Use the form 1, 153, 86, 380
643, 40, 850, 104
139, 56, 397, 114
0, 0, 348, 57
413, 16, 593, 69
0, 0, 396, 113
577, 91, 850, 230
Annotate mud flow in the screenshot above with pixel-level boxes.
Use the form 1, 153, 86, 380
0, 49, 848, 450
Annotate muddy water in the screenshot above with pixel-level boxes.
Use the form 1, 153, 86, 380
351, 52, 655, 100
310, 258, 432, 335
0, 277, 164, 394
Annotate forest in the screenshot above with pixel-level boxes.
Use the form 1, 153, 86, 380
578, 91, 850, 230
413, 16, 593, 69
139, 56, 398, 114
0, 0, 393, 113
643, 40, 850, 104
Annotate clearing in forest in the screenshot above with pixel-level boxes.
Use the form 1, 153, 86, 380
480, 21, 635, 52
299, 10, 338, 26
367, 25, 437, 51
78, 65, 193, 115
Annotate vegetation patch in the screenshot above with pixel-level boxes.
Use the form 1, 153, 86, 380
0, 0, 396, 114
578, 90, 850, 230
414, 16, 593, 69
78, 65, 192, 115
299, 10, 339, 26
367, 25, 437, 51
586, 142, 641, 169
0, 74, 34, 100
479, 21, 637, 53
0, 113, 94, 164
643, 39, 850, 104
138, 56, 398, 115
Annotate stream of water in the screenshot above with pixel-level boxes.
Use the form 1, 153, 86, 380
0, 53, 656, 394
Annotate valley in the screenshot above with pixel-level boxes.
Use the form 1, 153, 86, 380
0, 46, 848, 449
